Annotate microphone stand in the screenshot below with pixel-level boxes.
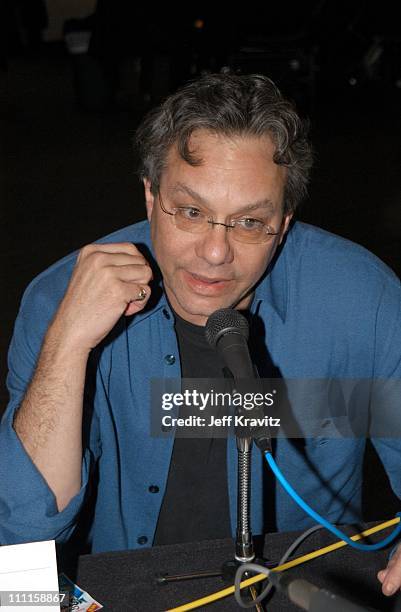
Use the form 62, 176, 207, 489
157, 377, 266, 610
235, 434, 255, 563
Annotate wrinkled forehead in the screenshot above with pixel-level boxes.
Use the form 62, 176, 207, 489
159, 130, 286, 210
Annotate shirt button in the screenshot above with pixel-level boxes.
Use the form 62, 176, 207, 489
148, 485, 159, 493
162, 308, 171, 320
164, 354, 175, 365
137, 536, 148, 545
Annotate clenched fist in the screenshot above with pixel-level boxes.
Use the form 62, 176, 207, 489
52, 242, 153, 352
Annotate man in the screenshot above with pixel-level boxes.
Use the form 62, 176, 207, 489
0, 73, 400, 596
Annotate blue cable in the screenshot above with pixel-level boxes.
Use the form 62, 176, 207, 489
264, 451, 401, 551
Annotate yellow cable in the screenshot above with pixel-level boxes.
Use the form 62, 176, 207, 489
166, 516, 400, 611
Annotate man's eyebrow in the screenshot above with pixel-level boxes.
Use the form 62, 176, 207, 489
167, 183, 208, 203
167, 183, 274, 212
241, 200, 274, 213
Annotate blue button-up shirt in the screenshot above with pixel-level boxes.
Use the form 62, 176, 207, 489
1, 221, 400, 552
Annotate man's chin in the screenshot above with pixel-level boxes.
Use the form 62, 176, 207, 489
165, 281, 254, 324
171, 296, 233, 326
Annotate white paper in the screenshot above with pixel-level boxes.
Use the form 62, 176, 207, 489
0, 540, 60, 611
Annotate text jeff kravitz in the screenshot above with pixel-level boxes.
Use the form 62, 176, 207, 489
161, 414, 281, 428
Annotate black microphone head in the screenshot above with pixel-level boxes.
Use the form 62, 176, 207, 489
205, 308, 249, 348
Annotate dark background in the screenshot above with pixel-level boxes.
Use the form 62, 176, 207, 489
1, 1, 400, 521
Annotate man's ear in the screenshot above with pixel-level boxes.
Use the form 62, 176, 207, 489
143, 178, 155, 222
278, 213, 293, 245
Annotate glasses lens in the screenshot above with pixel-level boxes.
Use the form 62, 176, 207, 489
174, 208, 209, 233
232, 221, 279, 243
232, 224, 266, 244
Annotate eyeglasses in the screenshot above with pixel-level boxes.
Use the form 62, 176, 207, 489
158, 192, 281, 245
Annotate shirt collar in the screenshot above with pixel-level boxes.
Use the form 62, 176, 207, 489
253, 232, 289, 323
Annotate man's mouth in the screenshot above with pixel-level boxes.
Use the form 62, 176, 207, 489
191, 273, 229, 284
183, 270, 233, 292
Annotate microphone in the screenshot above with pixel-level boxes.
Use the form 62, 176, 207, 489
205, 308, 272, 453
205, 308, 254, 378
268, 572, 377, 612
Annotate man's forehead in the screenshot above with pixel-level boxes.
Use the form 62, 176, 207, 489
159, 131, 285, 208
161, 131, 281, 189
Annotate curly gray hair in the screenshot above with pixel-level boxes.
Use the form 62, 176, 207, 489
135, 73, 313, 214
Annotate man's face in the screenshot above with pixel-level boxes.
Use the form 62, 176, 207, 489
144, 130, 291, 326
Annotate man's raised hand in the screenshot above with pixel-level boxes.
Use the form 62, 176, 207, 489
53, 242, 153, 351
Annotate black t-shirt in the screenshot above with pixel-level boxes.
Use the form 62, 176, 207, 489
153, 312, 232, 545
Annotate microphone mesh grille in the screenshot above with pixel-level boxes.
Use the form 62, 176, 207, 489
205, 308, 249, 348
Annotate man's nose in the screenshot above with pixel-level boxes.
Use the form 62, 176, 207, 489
195, 224, 234, 265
